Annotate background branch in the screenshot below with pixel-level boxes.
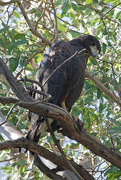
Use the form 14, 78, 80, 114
85, 71, 121, 107
17, 0, 52, 46
50, 0, 58, 41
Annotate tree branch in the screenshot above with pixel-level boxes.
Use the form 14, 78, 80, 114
34, 155, 65, 180
0, 57, 121, 169
0, 111, 93, 180
105, 3, 121, 16
46, 118, 84, 180
0, 137, 94, 180
0, 57, 33, 102
85, 71, 121, 107
76, 1, 121, 25
0, 97, 19, 105
17, 0, 52, 46
50, 0, 58, 41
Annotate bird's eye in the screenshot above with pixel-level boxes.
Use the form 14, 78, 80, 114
91, 42, 95, 46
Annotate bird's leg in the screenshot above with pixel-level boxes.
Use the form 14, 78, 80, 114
60, 95, 68, 109
61, 101, 66, 109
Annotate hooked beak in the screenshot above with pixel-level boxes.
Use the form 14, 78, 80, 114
92, 51, 98, 57
90, 45, 99, 57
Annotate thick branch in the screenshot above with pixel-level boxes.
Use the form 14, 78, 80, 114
0, 58, 33, 102
0, 138, 93, 180
0, 112, 92, 180
34, 155, 64, 180
1, 98, 121, 169
0, 97, 19, 105
0, 57, 121, 169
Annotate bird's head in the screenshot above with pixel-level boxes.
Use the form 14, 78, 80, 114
79, 34, 101, 57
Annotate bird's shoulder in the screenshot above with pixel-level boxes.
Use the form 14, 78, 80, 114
41, 39, 85, 68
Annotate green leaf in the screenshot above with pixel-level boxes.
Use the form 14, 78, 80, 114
0, 26, 9, 34
102, 43, 106, 54
97, 88, 102, 99
0, 152, 6, 161
93, 0, 98, 2
14, 33, 26, 40
13, 11, 20, 19
71, 3, 80, 14
104, 0, 114, 3
85, 0, 92, 4
57, 21, 67, 32
99, 103, 104, 113
11, 39, 28, 48
116, 11, 121, 19
56, 0, 62, 6
108, 127, 121, 134
61, 0, 70, 17
47, 134, 54, 143
85, 96, 93, 104
90, 111, 99, 122
90, 58, 97, 65
9, 57, 19, 72
20, 57, 27, 67
19, 166, 24, 175
61, 6, 70, 17
0, 40, 6, 49
75, 0, 80, 3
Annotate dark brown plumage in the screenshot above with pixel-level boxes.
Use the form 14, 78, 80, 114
27, 34, 101, 143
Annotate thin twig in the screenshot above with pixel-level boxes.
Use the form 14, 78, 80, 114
42, 49, 86, 87
35, 9, 46, 30
105, 3, 121, 15
111, 137, 115, 150
0, 93, 50, 128
50, 0, 58, 41
0, 155, 21, 162
0, 102, 20, 126
16, 68, 23, 79
26, 87, 52, 103
18, 77, 44, 92
16, 114, 27, 128
24, 77, 44, 92
17, 0, 52, 45
85, 71, 121, 107
75, 1, 121, 25
104, 72, 121, 85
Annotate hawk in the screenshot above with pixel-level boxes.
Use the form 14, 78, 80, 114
27, 34, 101, 144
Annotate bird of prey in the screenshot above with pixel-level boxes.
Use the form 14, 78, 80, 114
27, 34, 101, 144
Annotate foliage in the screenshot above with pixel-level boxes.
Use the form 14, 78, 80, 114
0, 0, 121, 179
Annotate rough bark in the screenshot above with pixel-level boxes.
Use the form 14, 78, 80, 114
0, 137, 94, 180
